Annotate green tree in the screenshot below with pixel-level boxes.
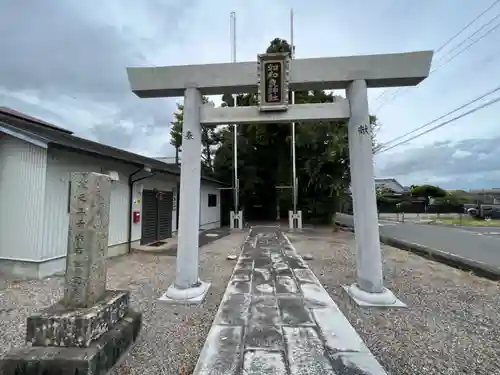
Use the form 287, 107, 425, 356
170, 103, 184, 164
169, 97, 218, 175
410, 184, 447, 211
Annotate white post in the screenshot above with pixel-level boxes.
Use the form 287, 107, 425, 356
344, 80, 401, 306
162, 87, 210, 303
230, 210, 242, 229
288, 210, 303, 230
237, 211, 243, 229
230, 211, 235, 229
296, 210, 302, 229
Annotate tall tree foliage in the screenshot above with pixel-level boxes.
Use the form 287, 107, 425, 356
410, 184, 447, 211
169, 97, 218, 175
169, 103, 183, 165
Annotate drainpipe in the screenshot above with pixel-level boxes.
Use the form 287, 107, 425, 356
128, 167, 156, 253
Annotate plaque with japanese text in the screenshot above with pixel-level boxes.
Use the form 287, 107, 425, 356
264, 61, 283, 103
257, 52, 291, 112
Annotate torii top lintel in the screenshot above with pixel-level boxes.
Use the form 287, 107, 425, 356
126, 50, 433, 98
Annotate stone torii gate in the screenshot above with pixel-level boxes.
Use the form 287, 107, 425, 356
126, 50, 433, 306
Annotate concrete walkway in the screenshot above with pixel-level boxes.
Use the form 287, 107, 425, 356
132, 228, 231, 255
193, 226, 387, 375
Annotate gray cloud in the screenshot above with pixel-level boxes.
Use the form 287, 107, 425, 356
0, 0, 184, 154
0, 2, 137, 98
377, 137, 500, 188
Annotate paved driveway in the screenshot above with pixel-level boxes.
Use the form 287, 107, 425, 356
336, 214, 500, 269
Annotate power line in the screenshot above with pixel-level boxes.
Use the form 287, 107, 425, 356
435, 0, 500, 53
374, 0, 500, 103
374, 18, 500, 114
379, 84, 500, 150
430, 17, 500, 73
374, 0, 500, 109
439, 11, 500, 58
373, 87, 407, 113
377, 95, 500, 154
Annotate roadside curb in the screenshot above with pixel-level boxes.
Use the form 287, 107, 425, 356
334, 221, 500, 281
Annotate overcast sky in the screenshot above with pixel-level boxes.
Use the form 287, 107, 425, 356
1, 0, 499, 190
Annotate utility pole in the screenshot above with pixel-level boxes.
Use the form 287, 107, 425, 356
290, 9, 297, 213
230, 11, 239, 212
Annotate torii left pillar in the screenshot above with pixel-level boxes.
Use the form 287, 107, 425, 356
159, 87, 210, 303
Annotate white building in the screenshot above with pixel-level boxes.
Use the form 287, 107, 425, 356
0, 108, 223, 279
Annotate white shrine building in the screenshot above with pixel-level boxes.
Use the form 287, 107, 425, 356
0, 107, 223, 279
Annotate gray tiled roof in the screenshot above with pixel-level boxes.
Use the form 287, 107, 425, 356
0, 108, 224, 185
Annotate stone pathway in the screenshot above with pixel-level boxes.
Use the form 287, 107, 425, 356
193, 226, 387, 375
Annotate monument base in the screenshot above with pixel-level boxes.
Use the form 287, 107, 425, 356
343, 283, 407, 308
0, 309, 142, 375
158, 280, 211, 305
26, 290, 129, 347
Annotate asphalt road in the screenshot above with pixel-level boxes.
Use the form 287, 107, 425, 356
440, 225, 500, 235
336, 214, 500, 268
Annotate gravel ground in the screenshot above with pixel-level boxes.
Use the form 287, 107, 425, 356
287, 228, 500, 375
0, 232, 247, 375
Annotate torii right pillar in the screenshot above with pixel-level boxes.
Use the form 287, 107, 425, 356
343, 80, 405, 307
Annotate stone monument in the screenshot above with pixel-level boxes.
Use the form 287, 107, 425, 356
0, 172, 142, 375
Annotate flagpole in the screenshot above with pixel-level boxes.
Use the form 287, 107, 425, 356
230, 11, 239, 212
290, 9, 297, 213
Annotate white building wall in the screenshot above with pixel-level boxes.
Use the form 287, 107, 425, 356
0, 134, 221, 279
42, 149, 178, 255
42, 148, 100, 262
42, 148, 211, 260
200, 183, 221, 229
130, 176, 177, 241
129, 182, 143, 243
0, 134, 47, 261
39, 148, 180, 276
108, 179, 130, 246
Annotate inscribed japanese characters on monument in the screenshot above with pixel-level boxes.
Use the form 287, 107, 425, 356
64, 172, 111, 308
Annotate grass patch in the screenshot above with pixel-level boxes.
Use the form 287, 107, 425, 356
436, 218, 500, 227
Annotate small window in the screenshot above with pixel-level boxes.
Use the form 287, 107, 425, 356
208, 194, 217, 207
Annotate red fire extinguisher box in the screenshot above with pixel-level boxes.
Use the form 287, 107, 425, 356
133, 211, 141, 224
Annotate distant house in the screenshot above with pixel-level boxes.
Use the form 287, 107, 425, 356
345, 178, 405, 197
374, 178, 405, 194
469, 189, 500, 204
